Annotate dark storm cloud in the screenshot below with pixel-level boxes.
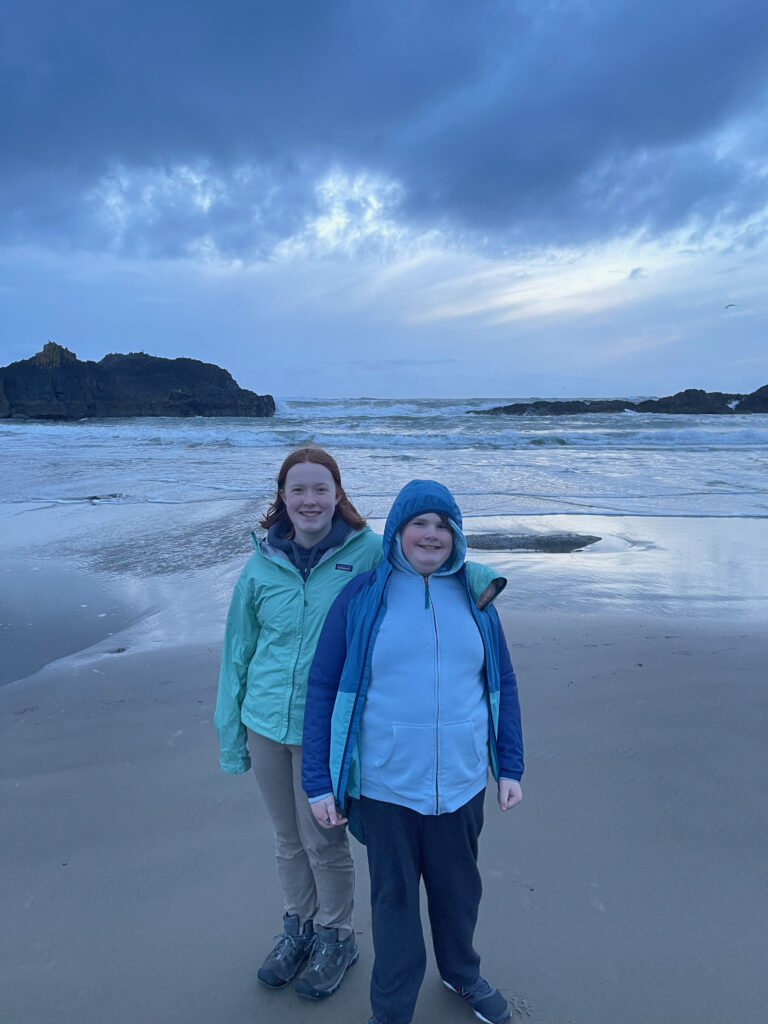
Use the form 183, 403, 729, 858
2, 0, 767, 257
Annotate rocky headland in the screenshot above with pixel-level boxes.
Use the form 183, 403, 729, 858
0, 343, 275, 420
474, 385, 768, 416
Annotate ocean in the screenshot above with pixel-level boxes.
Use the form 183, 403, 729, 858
2, 397, 767, 679
2, 397, 767, 518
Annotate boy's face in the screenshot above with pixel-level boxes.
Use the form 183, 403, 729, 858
400, 512, 453, 575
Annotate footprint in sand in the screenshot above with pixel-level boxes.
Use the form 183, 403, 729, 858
587, 882, 606, 911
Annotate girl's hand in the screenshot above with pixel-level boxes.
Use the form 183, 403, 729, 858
310, 796, 348, 828
498, 779, 522, 811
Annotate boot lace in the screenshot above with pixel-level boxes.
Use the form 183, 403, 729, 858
306, 935, 338, 974
271, 931, 303, 962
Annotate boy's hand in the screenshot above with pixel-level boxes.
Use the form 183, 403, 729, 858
310, 796, 348, 828
497, 779, 522, 811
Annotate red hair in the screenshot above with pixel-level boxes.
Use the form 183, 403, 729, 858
260, 447, 366, 532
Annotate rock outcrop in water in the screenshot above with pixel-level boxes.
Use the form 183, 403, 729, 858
467, 532, 600, 552
0, 343, 276, 420
474, 386, 768, 416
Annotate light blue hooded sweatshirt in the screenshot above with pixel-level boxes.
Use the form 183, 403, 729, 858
358, 521, 489, 813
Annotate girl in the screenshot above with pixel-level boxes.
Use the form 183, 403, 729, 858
302, 479, 524, 1024
214, 447, 381, 1000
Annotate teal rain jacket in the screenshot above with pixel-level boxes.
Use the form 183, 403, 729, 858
214, 525, 382, 771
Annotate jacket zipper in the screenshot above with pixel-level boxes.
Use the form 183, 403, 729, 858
283, 574, 307, 737
262, 535, 347, 740
337, 576, 389, 802
466, 573, 500, 779
426, 578, 440, 814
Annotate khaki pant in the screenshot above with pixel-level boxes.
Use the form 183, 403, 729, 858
248, 730, 354, 937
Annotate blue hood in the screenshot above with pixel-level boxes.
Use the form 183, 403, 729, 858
383, 479, 467, 575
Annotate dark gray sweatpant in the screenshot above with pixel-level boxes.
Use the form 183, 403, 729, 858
359, 788, 485, 1024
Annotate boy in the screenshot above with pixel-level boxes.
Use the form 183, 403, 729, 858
303, 480, 524, 1024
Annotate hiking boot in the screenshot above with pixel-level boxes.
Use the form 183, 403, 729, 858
257, 914, 315, 988
442, 977, 511, 1023
294, 925, 358, 999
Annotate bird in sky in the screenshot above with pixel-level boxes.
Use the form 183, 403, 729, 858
724, 303, 738, 309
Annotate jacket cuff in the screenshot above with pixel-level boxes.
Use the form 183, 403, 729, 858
219, 754, 251, 774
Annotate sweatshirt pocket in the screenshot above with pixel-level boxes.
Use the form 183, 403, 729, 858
438, 720, 488, 792
373, 722, 434, 802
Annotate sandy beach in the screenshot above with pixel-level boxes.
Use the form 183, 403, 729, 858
2, 499, 767, 1024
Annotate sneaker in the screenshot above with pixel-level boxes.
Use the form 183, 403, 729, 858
442, 977, 511, 1024
294, 925, 358, 999
257, 914, 315, 988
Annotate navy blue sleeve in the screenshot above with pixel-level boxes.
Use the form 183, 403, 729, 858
495, 616, 524, 781
301, 573, 369, 799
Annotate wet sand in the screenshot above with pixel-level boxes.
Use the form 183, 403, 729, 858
2, 506, 767, 1024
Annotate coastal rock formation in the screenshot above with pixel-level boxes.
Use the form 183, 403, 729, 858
0, 343, 275, 420
467, 532, 600, 552
735, 384, 768, 412
475, 386, 768, 416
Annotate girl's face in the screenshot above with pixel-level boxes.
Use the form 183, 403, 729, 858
281, 462, 340, 548
400, 512, 453, 576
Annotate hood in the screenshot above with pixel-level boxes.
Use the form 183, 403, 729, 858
383, 479, 466, 575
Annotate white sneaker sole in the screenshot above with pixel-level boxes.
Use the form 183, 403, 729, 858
441, 978, 511, 1024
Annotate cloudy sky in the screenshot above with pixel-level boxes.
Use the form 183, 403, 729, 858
2, 0, 767, 398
